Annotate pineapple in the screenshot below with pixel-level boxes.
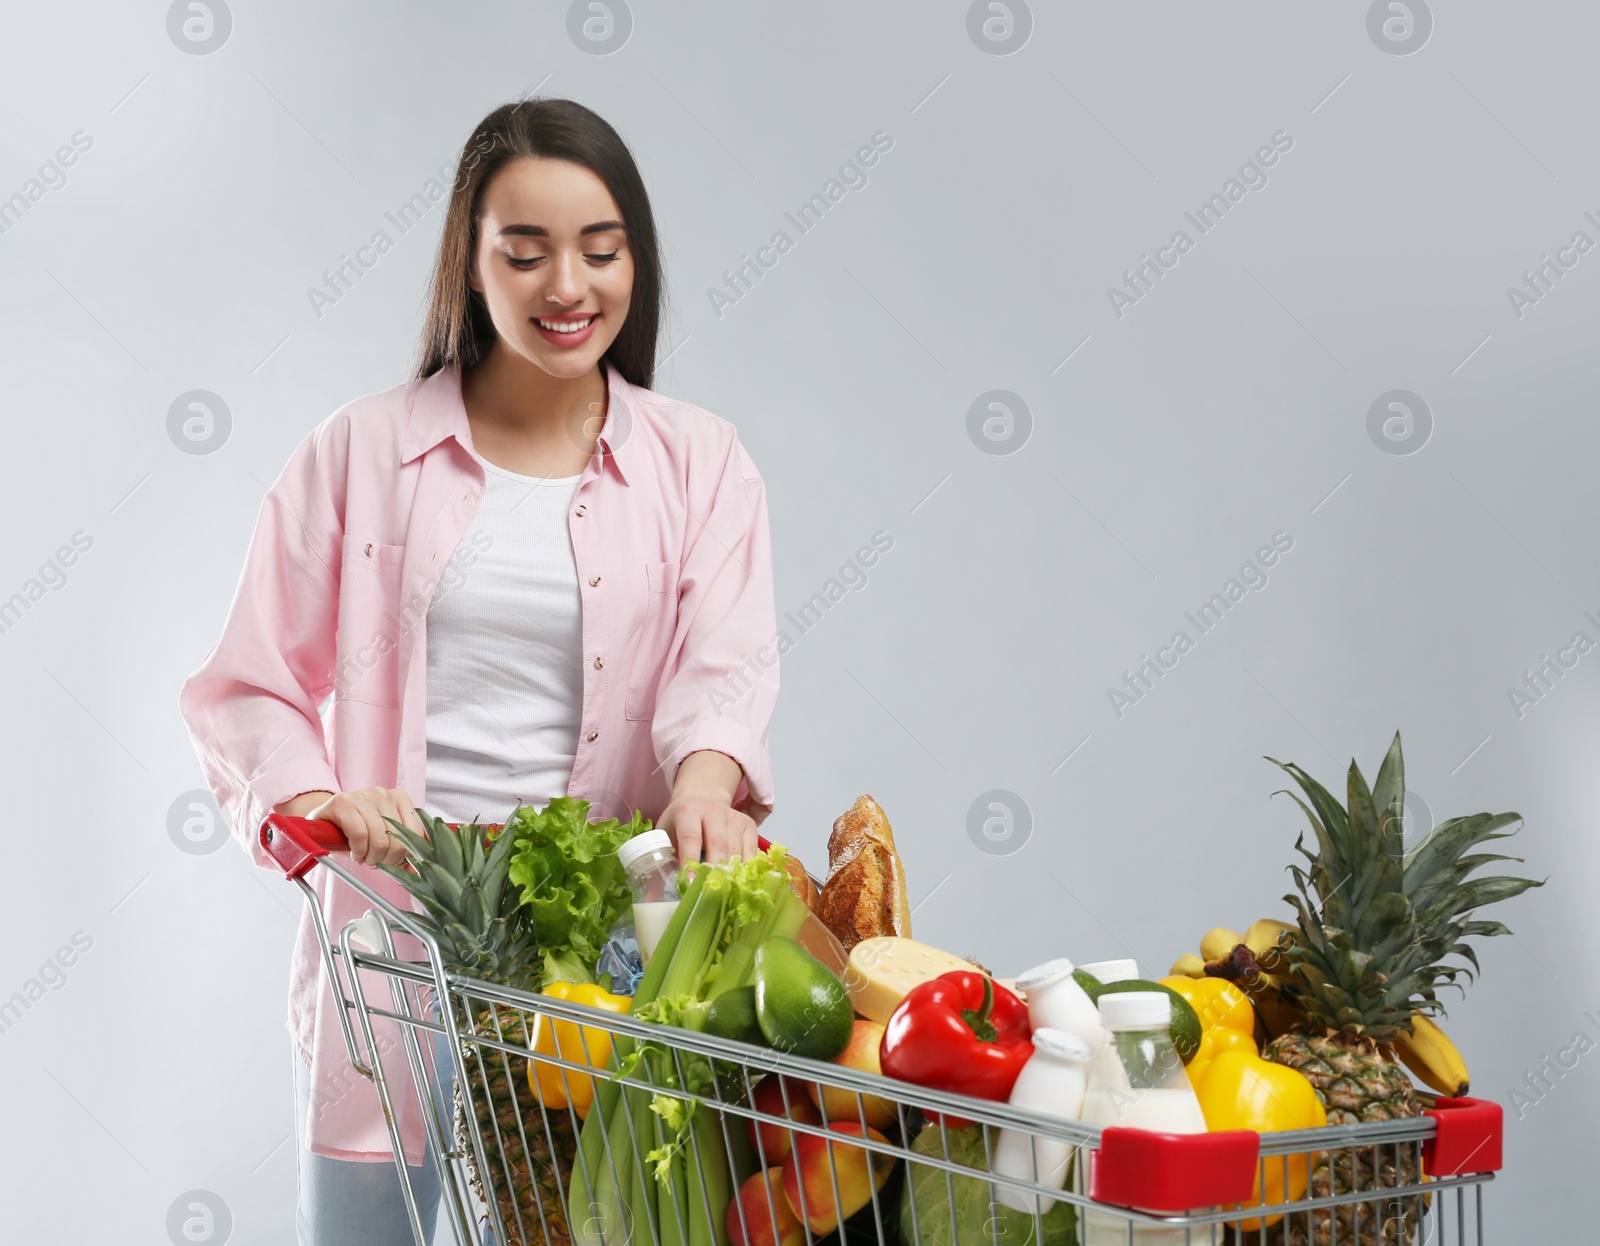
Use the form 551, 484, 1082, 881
1260, 732, 1540, 1246
379, 811, 575, 1246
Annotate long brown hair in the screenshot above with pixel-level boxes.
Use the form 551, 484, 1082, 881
412, 98, 664, 388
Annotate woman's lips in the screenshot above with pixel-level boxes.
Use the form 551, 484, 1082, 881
532, 313, 598, 347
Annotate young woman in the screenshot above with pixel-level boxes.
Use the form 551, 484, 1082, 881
178, 98, 779, 1244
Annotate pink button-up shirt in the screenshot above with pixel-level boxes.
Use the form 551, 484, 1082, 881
178, 358, 778, 1161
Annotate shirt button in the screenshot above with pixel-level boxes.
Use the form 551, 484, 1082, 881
587, 730, 599, 742
589, 575, 602, 586
364, 543, 373, 557
575, 504, 587, 516
594, 656, 605, 669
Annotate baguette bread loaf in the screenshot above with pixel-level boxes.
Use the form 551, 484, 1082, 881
815, 795, 912, 950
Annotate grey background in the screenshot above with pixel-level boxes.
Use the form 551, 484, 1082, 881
0, 0, 1593, 1240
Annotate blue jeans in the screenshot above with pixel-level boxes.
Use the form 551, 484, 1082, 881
293, 1040, 456, 1246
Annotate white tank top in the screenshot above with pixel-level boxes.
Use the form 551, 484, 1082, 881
423, 451, 584, 826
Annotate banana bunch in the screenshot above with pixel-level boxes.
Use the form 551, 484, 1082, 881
1171, 919, 1471, 1096
1169, 919, 1296, 979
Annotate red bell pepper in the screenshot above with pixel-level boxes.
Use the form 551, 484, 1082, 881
879, 971, 1033, 1126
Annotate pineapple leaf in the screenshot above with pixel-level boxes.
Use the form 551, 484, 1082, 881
1346, 756, 1379, 888
478, 826, 519, 918
1274, 789, 1351, 893
1369, 730, 1406, 842
379, 816, 431, 858
421, 810, 463, 877
1403, 812, 1524, 894
1267, 756, 1352, 868
1357, 891, 1411, 946
1416, 875, 1544, 929
410, 856, 467, 911
1409, 852, 1530, 916
1442, 942, 1482, 977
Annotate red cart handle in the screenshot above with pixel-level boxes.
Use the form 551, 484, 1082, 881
261, 813, 352, 880
260, 813, 777, 882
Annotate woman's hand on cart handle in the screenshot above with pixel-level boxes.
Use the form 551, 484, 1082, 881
272, 788, 423, 867
659, 750, 760, 864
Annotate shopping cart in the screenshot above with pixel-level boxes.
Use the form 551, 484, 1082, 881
263, 812, 1503, 1246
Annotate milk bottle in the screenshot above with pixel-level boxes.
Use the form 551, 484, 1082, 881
1079, 992, 1216, 1246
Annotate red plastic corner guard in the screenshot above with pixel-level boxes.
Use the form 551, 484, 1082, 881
1423, 1095, 1503, 1176
1090, 1127, 1259, 1213
1087, 1096, 1503, 1213
260, 813, 343, 880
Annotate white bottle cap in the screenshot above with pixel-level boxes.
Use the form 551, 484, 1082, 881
618, 828, 673, 872
1014, 958, 1077, 992
1030, 1027, 1094, 1062
1078, 958, 1140, 984
1098, 991, 1171, 1031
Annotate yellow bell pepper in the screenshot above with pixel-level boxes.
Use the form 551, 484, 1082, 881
1196, 1049, 1327, 1230
1160, 975, 1254, 1036
1184, 1024, 1257, 1090
527, 982, 631, 1119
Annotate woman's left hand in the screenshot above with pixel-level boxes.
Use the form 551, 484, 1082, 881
659, 794, 759, 864
659, 750, 760, 863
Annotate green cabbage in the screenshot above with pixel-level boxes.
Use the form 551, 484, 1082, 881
901, 1122, 1078, 1246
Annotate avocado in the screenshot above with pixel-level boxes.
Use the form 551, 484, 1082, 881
752, 936, 854, 1061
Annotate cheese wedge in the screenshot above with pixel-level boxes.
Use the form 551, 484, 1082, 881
844, 936, 981, 1024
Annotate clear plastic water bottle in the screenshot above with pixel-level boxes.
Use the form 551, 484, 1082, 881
594, 830, 681, 995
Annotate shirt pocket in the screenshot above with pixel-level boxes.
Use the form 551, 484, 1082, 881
625, 560, 681, 722
336, 535, 407, 707
342, 535, 406, 577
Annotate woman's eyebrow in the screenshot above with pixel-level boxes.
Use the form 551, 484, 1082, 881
497, 220, 627, 238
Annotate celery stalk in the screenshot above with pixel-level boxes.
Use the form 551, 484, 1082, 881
595, 1081, 643, 1246
630, 861, 711, 1009
574, 863, 717, 1237
577, 850, 812, 1246
648, 1050, 691, 1246
571, 1047, 627, 1244
651, 873, 731, 1005
687, 1102, 730, 1246
624, 1070, 659, 1246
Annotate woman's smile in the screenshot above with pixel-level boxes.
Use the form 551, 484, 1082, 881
532, 311, 599, 345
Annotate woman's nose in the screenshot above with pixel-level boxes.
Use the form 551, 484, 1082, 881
544, 251, 587, 305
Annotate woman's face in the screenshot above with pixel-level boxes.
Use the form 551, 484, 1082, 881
469, 156, 634, 379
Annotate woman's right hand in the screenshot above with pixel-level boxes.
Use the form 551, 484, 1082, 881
274, 788, 425, 868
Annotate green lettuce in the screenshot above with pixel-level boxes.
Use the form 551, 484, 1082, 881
504, 795, 647, 985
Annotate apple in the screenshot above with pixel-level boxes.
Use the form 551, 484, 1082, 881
746, 1075, 823, 1165
780, 1122, 895, 1234
806, 1020, 897, 1131
727, 1168, 804, 1246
